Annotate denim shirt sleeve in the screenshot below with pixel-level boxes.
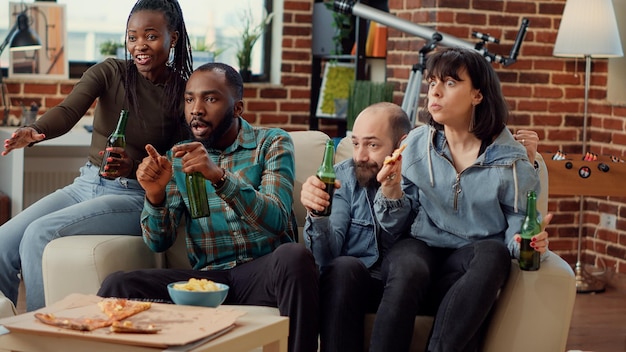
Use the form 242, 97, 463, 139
373, 184, 414, 242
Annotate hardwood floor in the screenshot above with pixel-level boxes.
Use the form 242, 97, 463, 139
17, 271, 626, 351
566, 270, 626, 352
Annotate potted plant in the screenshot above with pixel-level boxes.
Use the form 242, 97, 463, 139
192, 38, 226, 69
236, 8, 274, 81
99, 40, 124, 58
324, 1, 353, 55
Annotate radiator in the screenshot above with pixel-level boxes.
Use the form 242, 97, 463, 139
23, 156, 85, 209
23, 171, 79, 209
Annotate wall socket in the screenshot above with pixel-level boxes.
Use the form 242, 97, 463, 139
600, 213, 617, 230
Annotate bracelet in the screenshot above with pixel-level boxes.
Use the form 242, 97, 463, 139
212, 168, 227, 189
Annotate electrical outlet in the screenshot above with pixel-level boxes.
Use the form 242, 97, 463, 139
600, 213, 617, 230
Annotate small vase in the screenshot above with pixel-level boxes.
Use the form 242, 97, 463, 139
240, 69, 252, 82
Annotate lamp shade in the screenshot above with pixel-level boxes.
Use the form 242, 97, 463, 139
9, 12, 42, 52
553, 0, 624, 58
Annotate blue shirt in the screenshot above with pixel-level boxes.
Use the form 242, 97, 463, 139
304, 159, 394, 272
375, 125, 541, 258
141, 118, 295, 270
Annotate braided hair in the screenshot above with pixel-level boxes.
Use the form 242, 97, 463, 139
123, 0, 193, 122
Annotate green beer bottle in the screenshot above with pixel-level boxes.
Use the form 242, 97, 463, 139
519, 190, 541, 271
100, 110, 129, 179
186, 172, 210, 218
312, 139, 336, 217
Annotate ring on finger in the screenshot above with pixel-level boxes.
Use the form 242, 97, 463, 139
386, 173, 396, 181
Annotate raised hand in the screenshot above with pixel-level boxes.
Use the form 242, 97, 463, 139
137, 144, 172, 205
2, 127, 45, 156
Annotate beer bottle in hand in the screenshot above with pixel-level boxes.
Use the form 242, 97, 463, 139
186, 172, 210, 218
100, 110, 129, 178
312, 139, 336, 217
519, 190, 541, 271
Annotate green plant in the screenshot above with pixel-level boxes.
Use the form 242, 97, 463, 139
325, 1, 353, 55
347, 80, 395, 130
99, 40, 124, 56
192, 38, 227, 59
236, 8, 274, 72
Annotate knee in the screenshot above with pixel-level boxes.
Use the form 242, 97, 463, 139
274, 243, 317, 277
97, 271, 130, 297
323, 256, 367, 282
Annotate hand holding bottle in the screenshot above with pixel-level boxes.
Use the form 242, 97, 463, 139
514, 212, 552, 255
137, 144, 173, 206
301, 175, 341, 215
99, 146, 133, 178
171, 142, 223, 181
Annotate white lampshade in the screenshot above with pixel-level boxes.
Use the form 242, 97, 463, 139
553, 0, 624, 58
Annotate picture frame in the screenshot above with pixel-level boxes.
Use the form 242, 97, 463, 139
8, 2, 68, 80
316, 62, 355, 118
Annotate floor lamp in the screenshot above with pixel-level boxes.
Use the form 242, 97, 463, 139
553, 0, 624, 293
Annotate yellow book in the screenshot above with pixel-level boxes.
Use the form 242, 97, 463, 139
365, 21, 378, 57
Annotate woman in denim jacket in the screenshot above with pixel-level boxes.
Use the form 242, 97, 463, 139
374, 47, 552, 352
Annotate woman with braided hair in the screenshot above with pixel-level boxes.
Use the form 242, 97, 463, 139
0, 0, 193, 311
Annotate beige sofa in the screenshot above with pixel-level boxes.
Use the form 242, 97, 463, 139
42, 130, 576, 352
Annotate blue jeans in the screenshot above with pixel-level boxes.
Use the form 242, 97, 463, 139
0, 162, 145, 311
318, 238, 427, 352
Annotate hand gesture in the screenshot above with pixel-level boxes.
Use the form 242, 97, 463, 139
171, 142, 223, 182
514, 213, 553, 254
514, 129, 539, 165
100, 146, 133, 178
2, 127, 45, 156
137, 144, 173, 205
301, 175, 341, 214
376, 152, 403, 200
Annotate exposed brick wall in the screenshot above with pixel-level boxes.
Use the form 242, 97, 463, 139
2, 0, 625, 273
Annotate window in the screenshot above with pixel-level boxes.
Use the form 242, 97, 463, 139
1, 0, 275, 81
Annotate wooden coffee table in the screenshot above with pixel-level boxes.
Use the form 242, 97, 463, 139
0, 304, 288, 352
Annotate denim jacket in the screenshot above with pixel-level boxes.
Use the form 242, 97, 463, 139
304, 159, 392, 271
374, 125, 540, 258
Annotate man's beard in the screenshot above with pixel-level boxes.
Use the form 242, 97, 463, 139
355, 160, 381, 188
186, 110, 236, 149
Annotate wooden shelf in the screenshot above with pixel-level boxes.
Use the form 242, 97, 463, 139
543, 153, 626, 197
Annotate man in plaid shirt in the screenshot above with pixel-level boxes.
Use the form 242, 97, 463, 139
98, 63, 319, 352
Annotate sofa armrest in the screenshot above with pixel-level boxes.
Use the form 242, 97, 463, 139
483, 252, 576, 352
42, 235, 157, 306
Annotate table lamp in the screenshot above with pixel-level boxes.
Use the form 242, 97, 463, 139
553, 0, 624, 293
1, 9, 43, 125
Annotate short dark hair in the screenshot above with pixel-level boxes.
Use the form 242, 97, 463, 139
195, 62, 244, 101
422, 47, 508, 141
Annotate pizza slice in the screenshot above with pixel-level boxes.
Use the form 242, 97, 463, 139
34, 312, 111, 332
98, 298, 152, 322
384, 144, 407, 165
110, 320, 161, 334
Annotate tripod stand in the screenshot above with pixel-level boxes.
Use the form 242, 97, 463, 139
334, 0, 530, 126
402, 33, 441, 126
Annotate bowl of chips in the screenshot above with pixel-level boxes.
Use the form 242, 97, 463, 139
167, 278, 229, 307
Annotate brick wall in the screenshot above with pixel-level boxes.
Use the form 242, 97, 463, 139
2, 0, 625, 274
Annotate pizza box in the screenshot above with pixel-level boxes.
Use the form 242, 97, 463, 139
0, 293, 245, 349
